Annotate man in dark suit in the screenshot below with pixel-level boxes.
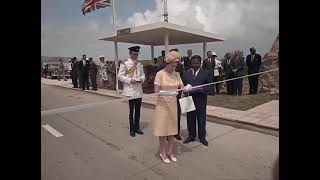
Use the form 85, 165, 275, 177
222, 52, 235, 95
182, 49, 192, 71
77, 57, 82, 89
89, 57, 98, 91
232, 50, 245, 96
246, 47, 262, 95
78, 54, 90, 90
182, 55, 213, 146
70, 57, 78, 88
202, 50, 216, 95
157, 50, 165, 70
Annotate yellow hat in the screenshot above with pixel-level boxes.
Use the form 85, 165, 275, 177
165, 51, 181, 63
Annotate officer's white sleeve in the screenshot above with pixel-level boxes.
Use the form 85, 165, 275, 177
118, 63, 132, 84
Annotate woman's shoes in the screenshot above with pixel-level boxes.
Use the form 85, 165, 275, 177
159, 153, 170, 163
167, 153, 177, 162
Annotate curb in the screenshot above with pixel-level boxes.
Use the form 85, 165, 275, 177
207, 114, 278, 131
206, 115, 278, 137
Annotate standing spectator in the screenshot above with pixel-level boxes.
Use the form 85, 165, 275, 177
202, 50, 216, 95
43, 64, 48, 78
79, 54, 90, 90
78, 55, 84, 89
70, 57, 78, 88
222, 52, 235, 95
41, 61, 43, 77
246, 47, 262, 95
58, 59, 66, 81
182, 55, 213, 146
182, 49, 192, 71
98, 55, 108, 87
117, 60, 124, 90
77, 58, 81, 89
153, 58, 158, 66
213, 54, 223, 94
157, 50, 165, 69
232, 50, 245, 96
89, 57, 97, 91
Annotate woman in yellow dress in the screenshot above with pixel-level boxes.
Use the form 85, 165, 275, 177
153, 51, 191, 163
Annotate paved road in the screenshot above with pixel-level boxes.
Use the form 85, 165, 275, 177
41, 84, 279, 180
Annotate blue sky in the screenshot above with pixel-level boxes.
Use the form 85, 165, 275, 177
41, 0, 156, 28
41, 0, 279, 61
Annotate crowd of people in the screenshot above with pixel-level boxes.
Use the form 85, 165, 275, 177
155, 47, 262, 96
45, 45, 261, 96
67, 54, 110, 91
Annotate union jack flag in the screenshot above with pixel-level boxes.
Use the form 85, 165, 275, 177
81, 0, 111, 15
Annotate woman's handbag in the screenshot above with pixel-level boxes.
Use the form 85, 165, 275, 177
179, 92, 196, 114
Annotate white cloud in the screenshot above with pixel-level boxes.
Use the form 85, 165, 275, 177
124, 0, 279, 56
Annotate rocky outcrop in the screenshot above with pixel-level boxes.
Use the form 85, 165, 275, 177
259, 34, 279, 94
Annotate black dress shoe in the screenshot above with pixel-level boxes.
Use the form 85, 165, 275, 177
183, 137, 195, 144
135, 130, 144, 135
130, 131, 135, 137
200, 138, 208, 146
174, 134, 182, 140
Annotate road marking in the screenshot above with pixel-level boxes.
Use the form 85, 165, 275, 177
42, 124, 64, 138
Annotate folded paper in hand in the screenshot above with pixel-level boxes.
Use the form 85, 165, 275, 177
179, 96, 196, 114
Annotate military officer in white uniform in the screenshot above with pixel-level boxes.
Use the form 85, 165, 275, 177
118, 46, 145, 137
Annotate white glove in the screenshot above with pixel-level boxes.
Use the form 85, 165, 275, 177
183, 84, 192, 92
159, 90, 178, 96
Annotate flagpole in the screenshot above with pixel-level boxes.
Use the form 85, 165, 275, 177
111, 0, 119, 92
163, 0, 168, 22
112, 0, 116, 30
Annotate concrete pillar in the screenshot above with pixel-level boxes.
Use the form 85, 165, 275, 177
164, 31, 169, 54
203, 42, 207, 60
151, 45, 154, 62
114, 41, 119, 91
